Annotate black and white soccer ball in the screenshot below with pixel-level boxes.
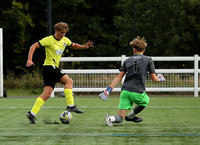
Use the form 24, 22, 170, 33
59, 111, 73, 124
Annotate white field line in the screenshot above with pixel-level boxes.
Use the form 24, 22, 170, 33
0, 106, 200, 109
1, 133, 200, 137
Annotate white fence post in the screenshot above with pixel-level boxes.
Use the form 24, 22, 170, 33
121, 55, 126, 65
0, 28, 3, 97
51, 90, 55, 97
194, 54, 199, 97
121, 55, 126, 84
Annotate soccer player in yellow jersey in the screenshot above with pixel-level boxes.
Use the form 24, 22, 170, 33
26, 22, 94, 124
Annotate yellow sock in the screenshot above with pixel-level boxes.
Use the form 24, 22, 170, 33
31, 97, 45, 115
64, 89, 74, 106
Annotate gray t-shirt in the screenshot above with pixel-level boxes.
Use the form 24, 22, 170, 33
119, 54, 155, 93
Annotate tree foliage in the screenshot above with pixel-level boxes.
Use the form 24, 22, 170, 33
0, 0, 34, 74
0, 0, 199, 74
134, 0, 200, 56
2, 1, 34, 53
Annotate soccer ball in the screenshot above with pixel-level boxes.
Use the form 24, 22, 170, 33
59, 111, 73, 124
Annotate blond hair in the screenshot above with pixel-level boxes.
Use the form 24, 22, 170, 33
54, 22, 69, 32
130, 36, 147, 52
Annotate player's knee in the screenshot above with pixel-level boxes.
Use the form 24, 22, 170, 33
69, 78, 73, 85
65, 77, 73, 86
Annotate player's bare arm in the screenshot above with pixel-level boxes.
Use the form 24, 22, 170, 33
99, 71, 125, 101
70, 40, 94, 50
110, 71, 125, 88
26, 42, 40, 67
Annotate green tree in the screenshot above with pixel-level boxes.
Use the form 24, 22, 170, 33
1, 0, 34, 73
114, 0, 200, 57
168, 0, 200, 56
134, 0, 200, 56
1, 0, 200, 75
114, 0, 133, 55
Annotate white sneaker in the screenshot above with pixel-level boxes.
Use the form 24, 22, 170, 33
105, 114, 113, 127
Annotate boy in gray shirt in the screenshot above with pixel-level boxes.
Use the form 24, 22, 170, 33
99, 36, 165, 126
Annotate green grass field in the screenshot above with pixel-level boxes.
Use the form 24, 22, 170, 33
0, 96, 200, 145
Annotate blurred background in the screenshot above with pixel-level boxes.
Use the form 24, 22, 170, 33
0, 0, 200, 96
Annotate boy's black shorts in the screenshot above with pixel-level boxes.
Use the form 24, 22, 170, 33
42, 65, 66, 89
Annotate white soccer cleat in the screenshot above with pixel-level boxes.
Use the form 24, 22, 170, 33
105, 114, 113, 127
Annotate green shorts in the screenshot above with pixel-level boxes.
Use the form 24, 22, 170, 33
119, 90, 149, 109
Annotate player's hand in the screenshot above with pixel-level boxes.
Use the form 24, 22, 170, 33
26, 60, 35, 67
99, 92, 108, 101
85, 40, 94, 49
99, 87, 113, 101
157, 74, 165, 82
